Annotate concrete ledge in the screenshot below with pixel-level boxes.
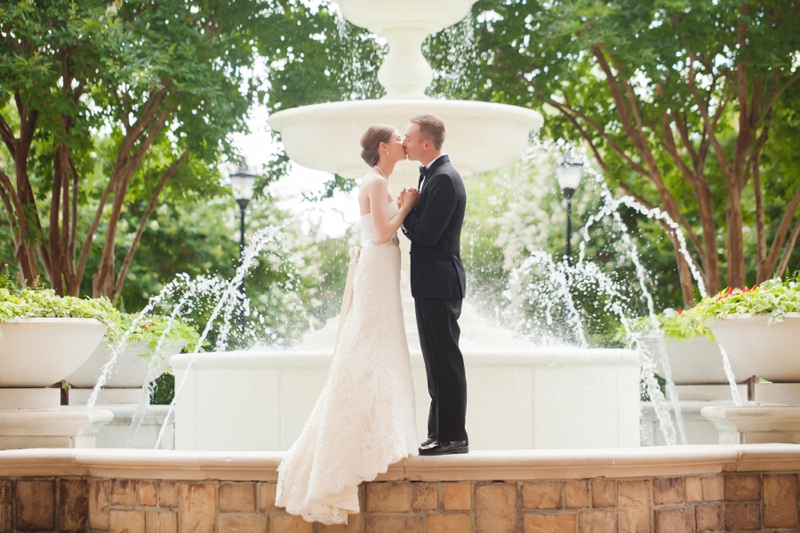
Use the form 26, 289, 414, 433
171, 347, 637, 370
1, 444, 799, 482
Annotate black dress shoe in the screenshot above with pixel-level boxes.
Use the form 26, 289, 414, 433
420, 438, 437, 449
418, 440, 469, 456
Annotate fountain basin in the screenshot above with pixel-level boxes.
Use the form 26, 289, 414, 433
0, 318, 107, 387
268, 99, 543, 179
173, 347, 639, 451
708, 314, 800, 382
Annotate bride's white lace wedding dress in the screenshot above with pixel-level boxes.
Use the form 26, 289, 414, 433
275, 202, 418, 525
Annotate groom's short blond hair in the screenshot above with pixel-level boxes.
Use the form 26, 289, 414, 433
409, 114, 445, 150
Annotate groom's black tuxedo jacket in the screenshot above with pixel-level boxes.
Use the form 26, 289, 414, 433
402, 155, 467, 299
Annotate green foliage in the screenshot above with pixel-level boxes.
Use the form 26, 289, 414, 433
623, 310, 712, 342
120, 313, 200, 353
624, 276, 800, 344
258, 1, 385, 112
659, 310, 712, 342
255, 1, 385, 188
301, 174, 359, 203
0, 270, 121, 337
149, 373, 174, 405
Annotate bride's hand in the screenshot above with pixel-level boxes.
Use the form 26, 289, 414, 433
403, 188, 420, 210
397, 188, 407, 208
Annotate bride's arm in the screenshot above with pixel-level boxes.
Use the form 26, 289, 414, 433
366, 176, 418, 243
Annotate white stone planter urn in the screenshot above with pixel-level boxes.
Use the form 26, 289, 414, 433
642, 334, 749, 385
708, 313, 800, 382
0, 318, 107, 387
66, 339, 187, 389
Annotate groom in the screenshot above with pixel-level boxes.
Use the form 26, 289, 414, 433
401, 114, 469, 455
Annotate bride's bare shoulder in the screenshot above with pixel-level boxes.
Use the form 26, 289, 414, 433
361, 172, 387, 191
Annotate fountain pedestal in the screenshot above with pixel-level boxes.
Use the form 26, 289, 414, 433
696, 384, 800, 445
640, 384, 749, 445
0, 389, 112, 449
67, 389, 174, 450
702, 405, 800, 444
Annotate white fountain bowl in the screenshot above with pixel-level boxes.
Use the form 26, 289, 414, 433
708, 314, 800, 383
640, 334, 750, 385
268, 99, 544, 179
0, 318, 107, 387
337, 0, 475, 34
65, 340, 188, 389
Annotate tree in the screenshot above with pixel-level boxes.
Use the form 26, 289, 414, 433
0, 0, 258, 298
467, 0, 800, 304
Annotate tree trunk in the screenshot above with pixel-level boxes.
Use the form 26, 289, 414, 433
111, 149, 189, 301
726, 184, 746, 288
49, 145, 67, 295
674, 238, 696, 307
92, 107, 168, 298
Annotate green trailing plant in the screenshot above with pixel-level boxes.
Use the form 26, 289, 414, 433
658, 310, 713, 342
617, 309, 712, 343
622, 275, 800, 343
120, 313, 200, 356
0, 270, 122, 338
687, 277, 800, 324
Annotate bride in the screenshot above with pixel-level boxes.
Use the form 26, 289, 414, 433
275, 124, 420, 525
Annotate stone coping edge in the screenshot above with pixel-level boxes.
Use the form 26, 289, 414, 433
171, 348, 637, 370
0, 444, 799, 482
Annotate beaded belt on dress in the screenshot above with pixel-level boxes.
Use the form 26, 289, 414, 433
365, 235, 399, 246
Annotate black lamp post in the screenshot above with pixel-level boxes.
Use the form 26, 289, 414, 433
556, 156, 583, 343
230, 161, 257, 328
555, 157, 584, 268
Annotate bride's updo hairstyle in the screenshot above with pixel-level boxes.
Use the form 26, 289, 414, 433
360, 124, 395, 167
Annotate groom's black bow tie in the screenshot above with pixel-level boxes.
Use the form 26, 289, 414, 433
418, 165, 427, 187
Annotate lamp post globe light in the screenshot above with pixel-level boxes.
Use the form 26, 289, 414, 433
555, 156, 584, 268
230, 161, 257, 330
230, 160, 257, 263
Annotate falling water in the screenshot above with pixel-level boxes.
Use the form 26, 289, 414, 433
125, 275, 228, 448
154, 221, 294, 449
81, 204, 329, 448
498, 146, 707, 445
719, 345, 743, 406
427, 15, 479, 97
86, 280, 182, 409
504, 244, 684, 445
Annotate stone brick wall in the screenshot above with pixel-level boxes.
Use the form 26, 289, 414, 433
1, 472, 799, 532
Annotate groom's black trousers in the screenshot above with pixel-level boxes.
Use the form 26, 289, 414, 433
414, 297, 468, 443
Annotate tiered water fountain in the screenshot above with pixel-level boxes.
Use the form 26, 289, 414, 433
172, 0, 641, 451
7, 6, 800, 531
